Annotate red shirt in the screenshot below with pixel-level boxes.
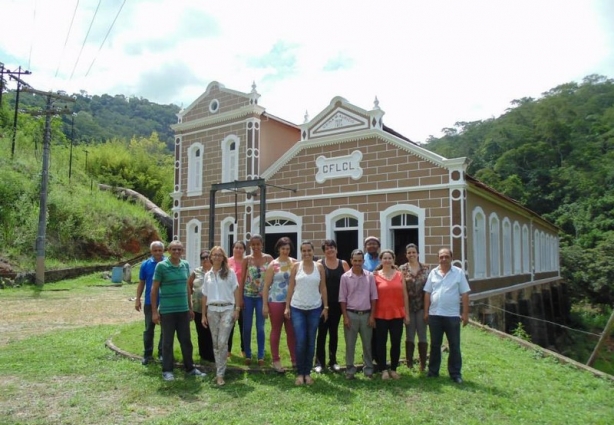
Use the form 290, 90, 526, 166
374, 270, 406, 320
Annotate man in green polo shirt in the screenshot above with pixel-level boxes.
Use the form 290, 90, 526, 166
151, 240, 205, 381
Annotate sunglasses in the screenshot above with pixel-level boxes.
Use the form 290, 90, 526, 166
200, 255, 210, 260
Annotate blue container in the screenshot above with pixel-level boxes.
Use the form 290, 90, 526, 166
111, 267, 123, 284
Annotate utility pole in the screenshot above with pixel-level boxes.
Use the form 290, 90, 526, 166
22, 87, 75, 286
69, 113, 76, 181
8, 68, 33, 159
587, 309, 614, 367
0, 62, 6, 108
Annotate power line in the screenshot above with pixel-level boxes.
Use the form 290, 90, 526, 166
55, 0, 80, 78
28, 0, 37, 69
85, 0, 127, 77
474, 302, 601, 337
69, 0, 102, 81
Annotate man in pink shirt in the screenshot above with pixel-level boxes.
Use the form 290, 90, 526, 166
339, 249, 378, 379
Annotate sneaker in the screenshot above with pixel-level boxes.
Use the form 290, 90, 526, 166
158, 354, 163, 362
314, 365, 323, 374
141, 356, 154, 366
162, 372, 175, 381
330, 363, 341, 372
187, 368, 206, 377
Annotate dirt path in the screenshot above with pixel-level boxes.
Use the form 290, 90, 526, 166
0, 284, 139, 346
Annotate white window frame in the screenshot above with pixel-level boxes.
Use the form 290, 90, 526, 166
187, 142, 204, 196
186, 219, 202, 270
221, 135, 240, 183
513, 221, 521, 274
522, 224, 530, 273
489, 213, 500, 277
252, 211, 302, 257
326, 208, 364, 248
534, 229, 541, 273
221, 217, 237, 254
472, 207, 487, 279
380, 204, 425, 264
502, 218, 512, 276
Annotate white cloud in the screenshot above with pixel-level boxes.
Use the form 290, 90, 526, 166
0, 0, 612, 142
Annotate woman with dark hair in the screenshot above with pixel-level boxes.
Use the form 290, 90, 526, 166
399, 243, 430, 370
228, 240, 246, 356
314, 239, 349, 373
188, 250, 214, 362
373, 249, 409, 380
201, 246, 241, 386
240, 235, 273, 366
262, 237, 297, 372
285, 241, 328, 385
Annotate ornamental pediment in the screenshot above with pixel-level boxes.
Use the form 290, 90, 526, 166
309, 108, 369, 139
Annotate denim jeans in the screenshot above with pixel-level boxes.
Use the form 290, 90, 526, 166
160, 311, 195, 373
243, 296, 265, 360
405, 309, 427, 343
291, 306, 322, 376
428, 315, 462, 378
143, 304, 163, 357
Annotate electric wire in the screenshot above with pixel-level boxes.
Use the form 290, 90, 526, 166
55, 0, 80, 78
69, 0, 102, 81
28, 0, 37, 69
85, 0, 127, 77
474, 302, 602, 337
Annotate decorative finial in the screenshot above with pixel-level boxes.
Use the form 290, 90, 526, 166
251, 81, 257, 93
373, 96, 380, 110
304, 110, 309, 123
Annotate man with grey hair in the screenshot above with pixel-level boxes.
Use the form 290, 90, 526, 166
135, 241, 165, 365
152, 240, 205, 381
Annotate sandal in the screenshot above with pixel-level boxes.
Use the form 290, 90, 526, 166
216, 377, 225, 386
382, 370, 390, 380
390, 371, 400, 380
295, 376, 305, 386
272, 361, 285, 373
304, 375, 314, 385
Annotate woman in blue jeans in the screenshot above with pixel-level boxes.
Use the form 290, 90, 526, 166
240, 235, 273, 365
285, 241, 328, 385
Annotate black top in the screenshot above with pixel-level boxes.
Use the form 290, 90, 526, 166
323, 259, 344, 309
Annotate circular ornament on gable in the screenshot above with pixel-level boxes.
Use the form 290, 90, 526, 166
209, 99, 220, 113
451, 170, 461, 181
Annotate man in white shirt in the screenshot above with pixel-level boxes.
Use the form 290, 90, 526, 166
424, 248, 470, 383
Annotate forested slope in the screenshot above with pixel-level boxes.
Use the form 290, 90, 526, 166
425, 75, 614, 307
2, 90, 180, 148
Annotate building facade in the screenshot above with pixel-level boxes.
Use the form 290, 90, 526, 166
171, 81, 562, 336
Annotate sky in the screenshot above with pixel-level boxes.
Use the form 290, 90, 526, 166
0, 0, 613, 143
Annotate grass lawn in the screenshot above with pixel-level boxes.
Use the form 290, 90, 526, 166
1, 276, 613, 424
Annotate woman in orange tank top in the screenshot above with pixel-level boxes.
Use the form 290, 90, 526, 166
373, 249, 410, 380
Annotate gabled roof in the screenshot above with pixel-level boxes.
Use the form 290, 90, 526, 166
177, 81, 260, 120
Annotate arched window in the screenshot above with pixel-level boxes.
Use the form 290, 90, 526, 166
186, 219, 202, 270
534, 230, 541, 273
221, 217, 237, 254
380, 205, 425, 265
252, 211, 302, 259
222, 135, 240, 183
325, 208, 363, 264
522, 225, 530, 273
187, 143, 204, 195
513, 221, 521, 274
502, 218, 512, 276
472, 207, 487, 278
489, 213, 500, 277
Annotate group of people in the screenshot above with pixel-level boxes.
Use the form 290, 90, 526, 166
134, 235, 470, 385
